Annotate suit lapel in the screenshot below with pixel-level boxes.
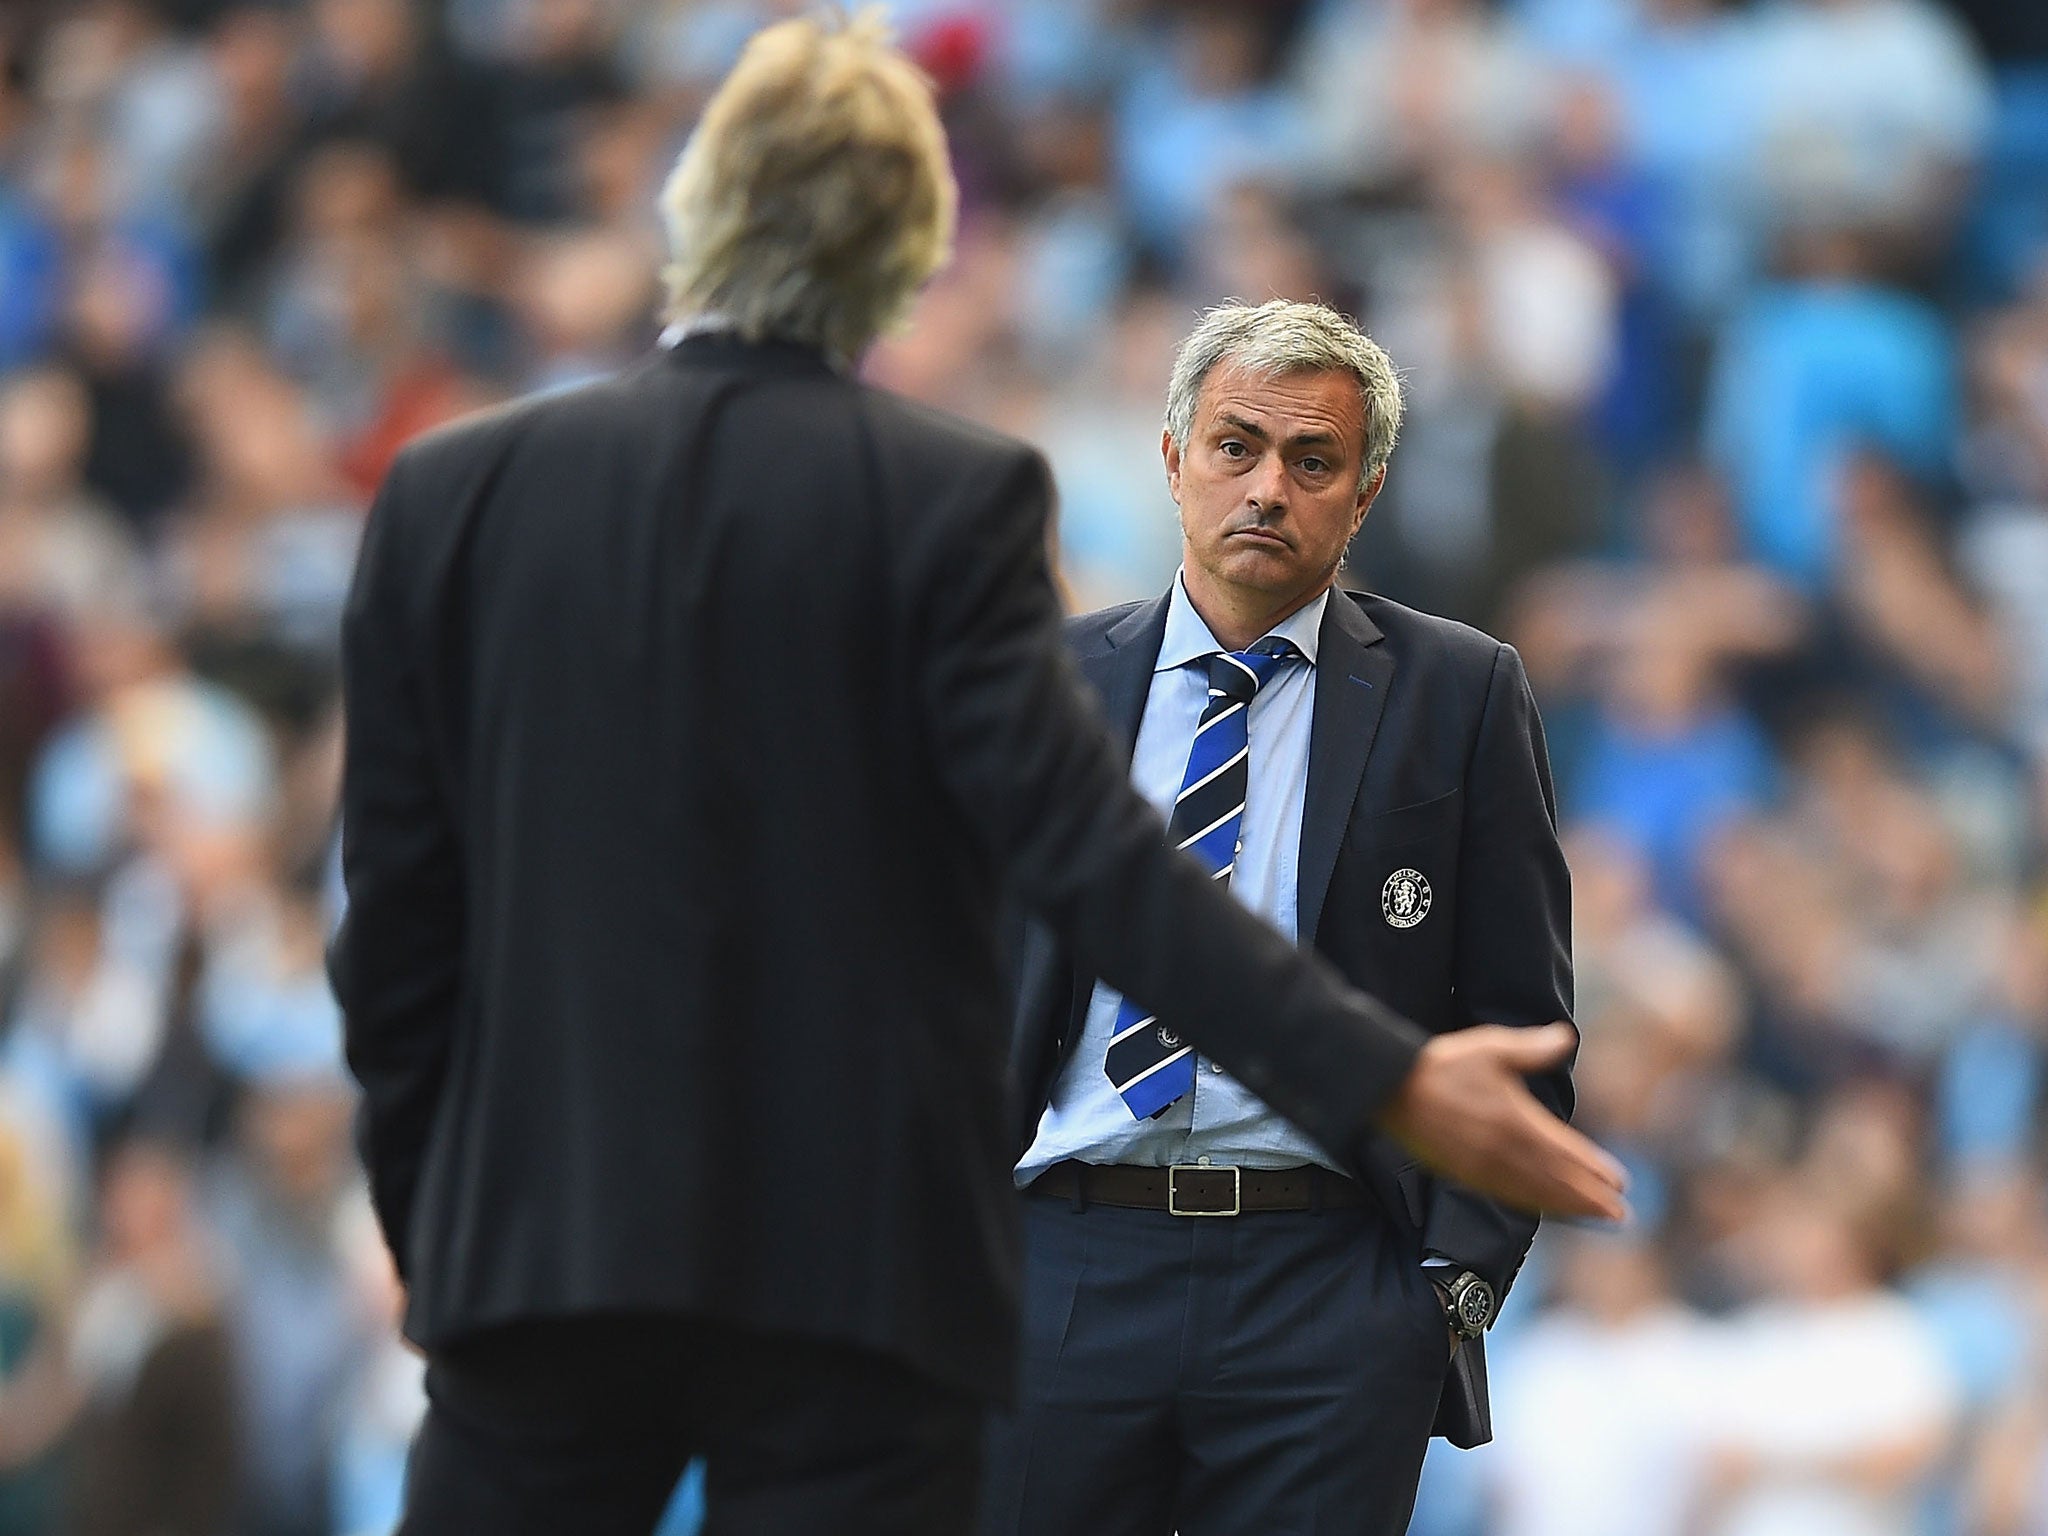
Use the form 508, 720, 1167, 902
1298, 591, 1391, 949
1080, 592, 1171, 764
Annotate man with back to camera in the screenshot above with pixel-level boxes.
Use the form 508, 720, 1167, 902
329, 14, 1624, 1536
983, 301, 1573, 1536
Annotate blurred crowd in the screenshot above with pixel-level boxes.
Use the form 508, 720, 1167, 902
0, 0, 2043, 1533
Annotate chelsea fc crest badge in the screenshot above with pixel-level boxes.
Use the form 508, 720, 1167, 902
1381, 868, 1432, 929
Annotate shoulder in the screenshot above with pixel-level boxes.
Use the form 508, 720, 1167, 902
846, 388, 1053, 568
1063, 600, 1147, 651
383, 374, 627, 495
854, 383, 1046, 488
1343, 589, 1511, 676
388, 361, 1045, 500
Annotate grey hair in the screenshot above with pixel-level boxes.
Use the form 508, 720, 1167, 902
1164, 300, 1403, 493
656, 9, 956, 364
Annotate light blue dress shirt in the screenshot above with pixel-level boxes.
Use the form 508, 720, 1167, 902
1016, 576, 1339, 1183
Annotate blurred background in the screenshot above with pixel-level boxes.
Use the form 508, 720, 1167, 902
0, 0, 2043, 1533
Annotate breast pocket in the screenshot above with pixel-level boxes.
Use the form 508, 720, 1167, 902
1349, 787, 1462, 854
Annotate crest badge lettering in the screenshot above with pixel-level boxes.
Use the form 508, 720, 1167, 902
1381, 868, 1432, 929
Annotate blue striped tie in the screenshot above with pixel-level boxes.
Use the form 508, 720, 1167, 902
1104, 639, 1298, 1120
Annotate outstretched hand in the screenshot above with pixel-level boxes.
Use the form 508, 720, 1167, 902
1379, 1022, 1628, 1224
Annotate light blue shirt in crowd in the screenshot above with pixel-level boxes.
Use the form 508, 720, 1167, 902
1016, 575, 1339, 1183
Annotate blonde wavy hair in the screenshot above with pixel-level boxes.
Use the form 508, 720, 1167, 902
657, 9, 957, 364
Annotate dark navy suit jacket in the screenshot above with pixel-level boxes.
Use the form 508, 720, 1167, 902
1007, 585, 1576, 1446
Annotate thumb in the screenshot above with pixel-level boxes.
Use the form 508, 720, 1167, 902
1485, 1021, 1578, 1074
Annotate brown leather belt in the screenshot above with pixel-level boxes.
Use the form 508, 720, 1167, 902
1027, 1159, 1364, 1216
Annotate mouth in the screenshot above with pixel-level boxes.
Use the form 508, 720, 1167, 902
1229, 526, 1291, 549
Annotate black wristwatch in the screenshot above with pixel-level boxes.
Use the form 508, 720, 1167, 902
1432, 1270, 1496, 1340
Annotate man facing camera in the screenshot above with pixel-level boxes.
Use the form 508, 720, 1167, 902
987, 301, 1576, 1536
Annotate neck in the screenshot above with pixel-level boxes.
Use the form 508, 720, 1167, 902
1181, 569, 1333, 653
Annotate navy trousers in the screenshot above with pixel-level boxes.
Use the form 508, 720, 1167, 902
979, 1188, 1452, 1536
401, 1314, 981, 1536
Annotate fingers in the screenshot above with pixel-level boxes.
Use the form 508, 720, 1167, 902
1475, 1024, 1629, 1220
1534, 1094, 1629, 1196
1515, 1100, 1629, 1223
1380, 1023, 1631, 1222
1455, 1072, 1628, 1222
1483, 1020, 1578, 1074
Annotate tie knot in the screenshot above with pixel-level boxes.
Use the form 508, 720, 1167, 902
1205, 640, 1296, 704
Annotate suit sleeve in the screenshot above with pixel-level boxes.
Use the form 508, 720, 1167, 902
916, 445, 1425, 1166
328, 450, 465, 1279
1425, 642, 1575, 1298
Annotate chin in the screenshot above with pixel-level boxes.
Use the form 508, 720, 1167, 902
1215, 549, 1305, 588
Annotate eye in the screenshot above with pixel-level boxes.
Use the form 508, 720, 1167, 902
1220, 440, 1248, 458
1299, 456, 1328, 474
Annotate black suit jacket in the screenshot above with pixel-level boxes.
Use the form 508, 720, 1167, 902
329, 335, 1437, 1406
1007, 588, 1575, 1445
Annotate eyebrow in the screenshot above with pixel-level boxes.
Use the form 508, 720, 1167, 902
1215, 412, 1343, 452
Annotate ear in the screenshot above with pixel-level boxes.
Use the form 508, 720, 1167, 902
1351, 464, 1386, 537
1161, 428, 1182, 504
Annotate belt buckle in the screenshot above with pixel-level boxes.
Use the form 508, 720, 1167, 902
1167, 1163, 1240, 1217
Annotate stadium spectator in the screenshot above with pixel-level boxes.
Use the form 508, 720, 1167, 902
1485, 1229, 1713, 1536
0, 1116, 76, 1536
66, 1130, 238, 1536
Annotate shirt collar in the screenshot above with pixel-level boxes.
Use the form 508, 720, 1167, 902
660, 311, 847, 372
659, 313, 737, 347
1154, 571, 1329, 673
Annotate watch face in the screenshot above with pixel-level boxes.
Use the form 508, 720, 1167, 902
1455, 1280, 1494, 1333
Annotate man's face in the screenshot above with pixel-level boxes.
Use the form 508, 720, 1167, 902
1165, 361, 1382, 610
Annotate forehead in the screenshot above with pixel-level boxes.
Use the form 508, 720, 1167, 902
1193, 361, 1366, 447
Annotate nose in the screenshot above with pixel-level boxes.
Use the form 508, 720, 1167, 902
1247, 451, 1288, 513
